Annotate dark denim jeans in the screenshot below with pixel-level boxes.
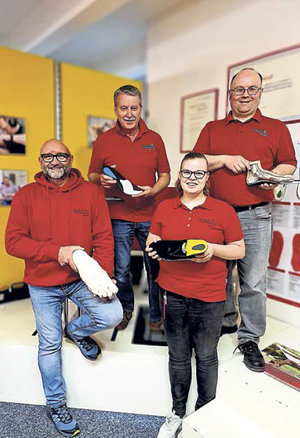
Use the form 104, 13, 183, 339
111, 219, 161, 322
162, 289, 225, 417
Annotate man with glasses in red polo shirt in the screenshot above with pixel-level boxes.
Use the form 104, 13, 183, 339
194, 68, 296, 372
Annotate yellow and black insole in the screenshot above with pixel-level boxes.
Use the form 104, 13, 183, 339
149, 239, 207, 261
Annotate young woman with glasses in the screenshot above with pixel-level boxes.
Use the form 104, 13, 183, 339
146, 152, 245, 438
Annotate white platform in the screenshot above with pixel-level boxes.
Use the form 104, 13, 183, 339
183, 324, 300, 438
1, 292, 300, 438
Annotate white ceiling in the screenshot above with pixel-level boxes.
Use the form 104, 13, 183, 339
0, 0, 186, 80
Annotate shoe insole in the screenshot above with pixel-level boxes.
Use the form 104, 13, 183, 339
150, 239, 208, 260
119, 179, 144, 195
184, 239, 208, 256
103, 166, 117, 180
102, 166, 144, 195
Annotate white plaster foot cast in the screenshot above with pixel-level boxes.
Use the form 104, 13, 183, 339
72, 250, 118, 298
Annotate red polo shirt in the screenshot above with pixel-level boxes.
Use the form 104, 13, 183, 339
194, 110, 296, 207
150, 195, 243, 302
88, 119, 170, 221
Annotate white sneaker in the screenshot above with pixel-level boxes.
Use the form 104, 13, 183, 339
157, 411, 182, 438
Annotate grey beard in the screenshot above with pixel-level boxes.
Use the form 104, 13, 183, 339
45, 167, 67, 180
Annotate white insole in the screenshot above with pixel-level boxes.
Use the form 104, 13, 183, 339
120, 180, 143, 195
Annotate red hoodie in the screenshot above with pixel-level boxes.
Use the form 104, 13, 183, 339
5, 169, 114, 287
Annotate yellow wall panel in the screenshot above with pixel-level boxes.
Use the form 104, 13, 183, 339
61, 63, 142, 178
0, 47, 55, 286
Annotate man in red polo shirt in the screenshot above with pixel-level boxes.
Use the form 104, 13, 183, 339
194, 68, 296, 372
88, 85, 170, 330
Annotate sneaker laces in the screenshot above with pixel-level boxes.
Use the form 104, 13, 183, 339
165, 413, 181, 430
52, 404, 73, 424
76, 336, 95, 351
235, 341, 258, 354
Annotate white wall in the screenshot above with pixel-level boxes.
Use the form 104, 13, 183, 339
146, 0, 300, 325
146, 0, 300, 184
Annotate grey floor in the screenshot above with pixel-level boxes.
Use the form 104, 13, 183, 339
0, 401, 164, 438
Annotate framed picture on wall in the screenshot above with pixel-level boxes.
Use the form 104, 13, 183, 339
180, 89, 219, 153
0, 169, 27, 206
87, 115, 115, 147
0, 115, 26, 155
227, 44, 300, 123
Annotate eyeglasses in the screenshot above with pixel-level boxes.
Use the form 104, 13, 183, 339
180, 169, 209, 180
40, 153, 71, 163
230, 86, 262, 96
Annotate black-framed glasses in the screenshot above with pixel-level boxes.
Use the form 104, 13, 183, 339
40, 153, 71, 163
180, 169, 209, 180
230, 86, 262, 96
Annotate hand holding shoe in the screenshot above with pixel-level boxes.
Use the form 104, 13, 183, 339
72, 250, 118, 299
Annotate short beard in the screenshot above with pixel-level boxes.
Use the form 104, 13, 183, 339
44, 167, 69, 181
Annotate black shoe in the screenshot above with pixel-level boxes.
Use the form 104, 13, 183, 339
46, 404, 80, 437
149, 239, 208, 261
102, 166, 144, 196
220, 324, 238, 336
64, 326, 101, 361
115, 309, 133, 330
238, 340, 265, 372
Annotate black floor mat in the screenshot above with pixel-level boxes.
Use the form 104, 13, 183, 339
132, 305, 167, 346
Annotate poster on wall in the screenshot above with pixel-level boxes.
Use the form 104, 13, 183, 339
0, 169, 27, 206
267, 122, 300, 307
87, 115, 115, 147
227, 44, 300, 122
0, 115, 26, 155
180, 89, 219, 153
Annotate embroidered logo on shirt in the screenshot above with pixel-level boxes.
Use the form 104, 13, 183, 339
142, 144, 156, 150
73, 209, 89, 216
199, 218, 216, 225
253, 128, 267, 137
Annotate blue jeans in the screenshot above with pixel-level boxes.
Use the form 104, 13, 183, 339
223, 203, 273, 343
111, 219, 161, 322
162, 289, 225, 417
29, 280, 123, 406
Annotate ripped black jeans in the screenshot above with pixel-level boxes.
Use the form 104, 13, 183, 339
161, 288, 225, 417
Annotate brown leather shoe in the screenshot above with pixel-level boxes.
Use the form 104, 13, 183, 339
115, 309, 133, 331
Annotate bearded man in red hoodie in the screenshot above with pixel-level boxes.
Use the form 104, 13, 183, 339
5, 139, 123, 438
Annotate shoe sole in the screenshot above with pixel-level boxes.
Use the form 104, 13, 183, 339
243, 360, 265, 372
